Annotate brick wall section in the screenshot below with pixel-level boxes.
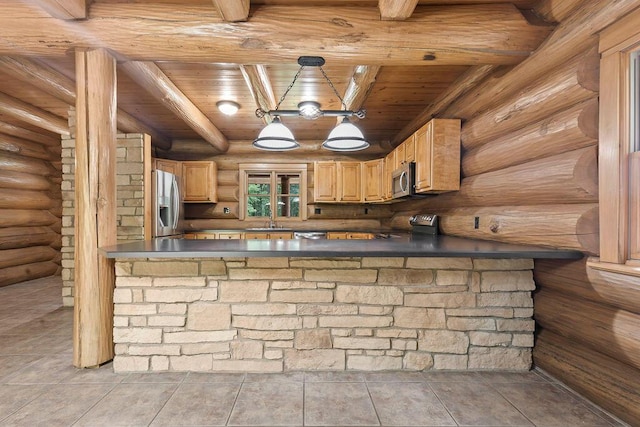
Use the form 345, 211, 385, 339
112, 256, 535, 373
61, 110, 149, 306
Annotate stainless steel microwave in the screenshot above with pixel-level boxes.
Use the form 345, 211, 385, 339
391, 161, 416, 199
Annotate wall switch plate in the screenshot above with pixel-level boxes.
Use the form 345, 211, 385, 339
223, 207, 230, 214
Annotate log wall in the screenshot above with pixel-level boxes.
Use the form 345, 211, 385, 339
0, 127, 61, 287
386, 11, 640, 423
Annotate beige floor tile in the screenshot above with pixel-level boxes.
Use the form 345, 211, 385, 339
494, 382, 613, 426
0, 384, 47, 421
365, 371, 429, 382
305, 371, 365, 382
244, 372, 304, 382
73, 382, 178, 426
305, 382, 379, 426
0, 383, 114, 426
430, 381, 534, 426
4, 354, 78, 384
475, 370, 549, 384
368, 381, 456, 426
184, 372, 245, 383
0, 355, 42, 383
123, 372, 188, 383
228, 382, 303, 426
151, 383, 241, 426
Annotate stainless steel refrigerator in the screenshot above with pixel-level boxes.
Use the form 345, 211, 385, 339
152, 169, 182, 238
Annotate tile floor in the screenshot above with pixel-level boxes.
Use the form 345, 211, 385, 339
0, 276, 628, 427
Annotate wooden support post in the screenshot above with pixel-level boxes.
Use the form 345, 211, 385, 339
73, 48, 117, 368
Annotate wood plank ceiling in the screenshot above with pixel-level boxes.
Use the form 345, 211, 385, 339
0, 0, 555, 157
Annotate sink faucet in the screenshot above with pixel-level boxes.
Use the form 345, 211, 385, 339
267, 219, 277, 229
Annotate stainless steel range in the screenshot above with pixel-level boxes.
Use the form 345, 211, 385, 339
409, 214, 439, 235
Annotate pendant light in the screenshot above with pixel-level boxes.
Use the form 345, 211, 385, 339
253, 56, 369, 151
252, 117, 299, 151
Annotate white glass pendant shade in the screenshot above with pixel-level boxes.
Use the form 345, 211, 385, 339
252, 117, 300, 151
322, 118, 370, 151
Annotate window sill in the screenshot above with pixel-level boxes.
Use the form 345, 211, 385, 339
587, 257, 640, 278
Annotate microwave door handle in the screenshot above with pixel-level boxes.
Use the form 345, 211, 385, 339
399, 170, 408, 192
172, 178, 180, 230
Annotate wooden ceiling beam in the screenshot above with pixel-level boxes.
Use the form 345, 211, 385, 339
340, 65, 380, 124
31, 0, 88, 20
378, 0, 419, 20
392, 65, 496, 146
212, 0, 250, 22
0, 92, 69, 135
239, 64, 276, 124
0, 4, 553, 65
0, 56, 172, 150
120, 61, 229, 153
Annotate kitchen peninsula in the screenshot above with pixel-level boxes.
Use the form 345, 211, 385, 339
102, 236, 580, 373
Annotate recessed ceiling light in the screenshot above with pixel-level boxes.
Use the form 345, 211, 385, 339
217, 100, 240, 116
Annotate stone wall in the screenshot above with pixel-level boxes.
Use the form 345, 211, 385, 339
61, 111, 149, 306
112, 256, 535, 372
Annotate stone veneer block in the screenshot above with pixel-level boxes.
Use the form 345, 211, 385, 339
394, 307, 446, 329
187, 303, 231, 330
284, 349, 345, 370
480, 271, 535, 292
295, 329, 332, 349
406, 257, 473, 269
289, 259, 361, 268
228, 268, 302, 280
377, 269, 434, 286
231, 341, 263, 359
232, 315, 303, 330
246, 257, 290, 268
133, 261, 199, 277
404, 293, 476, 308
200, 260, 227, 275
304, 269, 377, 283
318, 316, 393, 328
361, 257, 405, 267
219, 281, 269, 302
472, 259, 534, 270
403, 351, 434, 370
347, 355, 402, 371
333, 337, 390, 350
418, 330, 469, 354
270, 289, 334, 303
231, 303, 296, 315
335, 285, 402, 305
153, 277, 206, 287
468, 347, 531, 370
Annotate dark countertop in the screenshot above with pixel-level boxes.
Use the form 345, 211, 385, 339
100, 235, 583, 260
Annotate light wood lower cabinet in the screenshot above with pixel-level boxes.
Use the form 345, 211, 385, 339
194, 232, 242, 239
245, 232, 293, 240
327, 232, 373, 240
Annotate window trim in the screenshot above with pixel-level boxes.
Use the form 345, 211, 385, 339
593, 8, 640, 274
238, 163, 308, 221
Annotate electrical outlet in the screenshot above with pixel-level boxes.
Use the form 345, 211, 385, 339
223, 207, 230, 214
474, 217, 480, 229
364, 208, 369, 214
314, 208, 322, 215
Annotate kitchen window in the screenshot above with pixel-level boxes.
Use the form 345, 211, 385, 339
239, 163, 307, 222
591, 10, 640, 276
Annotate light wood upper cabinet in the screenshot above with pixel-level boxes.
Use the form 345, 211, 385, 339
154, 159, 180, 176
383, 151, 394, 200
414, 119, 461, 193
182, 161, 218, 203
404, 135, 416, 163
338, 161, 362, 202
314, 161, 337, 202
363, 158, 384, 202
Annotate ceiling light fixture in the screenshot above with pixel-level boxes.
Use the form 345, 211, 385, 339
253, 56, 369, 151
217, 100, 240, 116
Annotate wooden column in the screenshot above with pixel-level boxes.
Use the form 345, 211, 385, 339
73, 48, 117, 368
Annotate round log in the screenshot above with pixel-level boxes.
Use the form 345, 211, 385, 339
535, 258, 640, 315
0, 133, 56, 160
399, 147, 597, 210
462, 98, 598, 177
0, 261, 59, 287
534, 328, 640, 427
0, 151, 57, 176
0, 246, 58, 269
460, 45, 599, 150
0, 188, 54, 209
0, 169, 53, 191
0, 121, 59, 146
0, 209, 58, 227
0, 226, 60, 250
434, 204, 598, 253
216, 185, 239, 203
217, 169, 239, 187
535, 288, 640, 371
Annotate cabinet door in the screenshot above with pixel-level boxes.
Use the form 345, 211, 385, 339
383, 151, 394, 200
338, 162, 362, 202
363, 159, 384, 202
182, 161, 218, 203
404, 135, 416, 163
347, 232, 373, 239
414, 119, 461, 193
196, 233, 217, 239
154, 159, 180, 176
244, 233, 269, 240
217, 232, 242, 239
414, 121, 433, 192
327, 232, 348, 239
183, 233, 197, 239
314, 162, 337, 202
394, 141, 406, 170
269, 232, 293, 240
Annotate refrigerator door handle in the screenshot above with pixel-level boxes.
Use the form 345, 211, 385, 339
171, 177, 180, 230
